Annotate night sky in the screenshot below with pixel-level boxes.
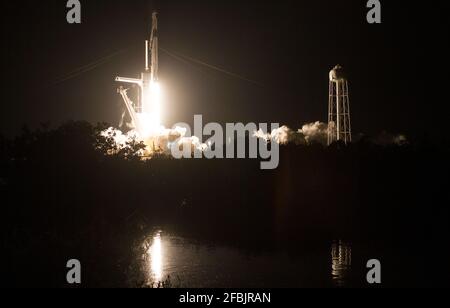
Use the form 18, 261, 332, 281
1, 0, 449, 139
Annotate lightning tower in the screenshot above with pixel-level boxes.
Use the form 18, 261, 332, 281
328, 65, 352, 145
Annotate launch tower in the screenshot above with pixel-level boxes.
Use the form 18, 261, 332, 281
116, 12, 160, 137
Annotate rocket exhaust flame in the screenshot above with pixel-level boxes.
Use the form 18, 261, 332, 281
113, 12, 212, 156
115, 12, 162, 145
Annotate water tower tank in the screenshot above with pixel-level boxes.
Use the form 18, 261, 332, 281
329, 65, 347, 82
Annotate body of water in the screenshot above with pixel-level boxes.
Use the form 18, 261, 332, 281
128, 231, 362, 288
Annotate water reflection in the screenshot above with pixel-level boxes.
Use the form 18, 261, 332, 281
331, 240, 352, 287
135, 232, 357, 288
147, 232, 163, 281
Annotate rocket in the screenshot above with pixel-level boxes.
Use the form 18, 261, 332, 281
115, 12, 160, 136
147, 12, 159, 82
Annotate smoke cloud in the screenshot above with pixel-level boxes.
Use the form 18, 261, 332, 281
298, 122, 329, 145
254, 122, 329, 146
103, 122, 409, 158
102, 125, 209, 156
371, 131, 409, 146
254, 126, 293, 145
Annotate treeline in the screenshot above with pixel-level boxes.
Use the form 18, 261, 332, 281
0, 121, 147, 163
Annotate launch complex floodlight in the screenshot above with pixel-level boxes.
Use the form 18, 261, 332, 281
116, 12, 161, 138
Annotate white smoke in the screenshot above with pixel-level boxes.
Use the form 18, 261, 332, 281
298, 122, 329, 145
101, 125, 209, 157
271, 126, 292, 145
253, 126, 293, 145
101, 127, 142, 154
254, 122, 329, 146
253, 129, 271, 143
103, 122, 409, 157
101, 127, 140, 144
254, 121, 410, 147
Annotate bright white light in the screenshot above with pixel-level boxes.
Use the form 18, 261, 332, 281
148, 233, 163, 281
140, 81, 162, 138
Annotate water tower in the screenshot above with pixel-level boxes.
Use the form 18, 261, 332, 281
328, 65, 352, 145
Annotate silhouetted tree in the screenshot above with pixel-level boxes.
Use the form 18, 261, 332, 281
116, 136, 147, 160
94, 122, 119, 156
6, 121, 150, 163
94, 123, 147, 159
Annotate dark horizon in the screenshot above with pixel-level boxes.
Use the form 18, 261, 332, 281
1, 0, 449, 140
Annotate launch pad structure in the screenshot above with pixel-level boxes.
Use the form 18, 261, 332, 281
116, 12, 160, 138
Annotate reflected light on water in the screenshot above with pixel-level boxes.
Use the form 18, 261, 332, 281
148, 232, 163, 281
331, 240, 352, 287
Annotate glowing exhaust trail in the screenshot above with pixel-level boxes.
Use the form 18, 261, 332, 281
116, 12, 162, 139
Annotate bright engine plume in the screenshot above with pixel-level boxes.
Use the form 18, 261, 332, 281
115, 12, 163, 143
